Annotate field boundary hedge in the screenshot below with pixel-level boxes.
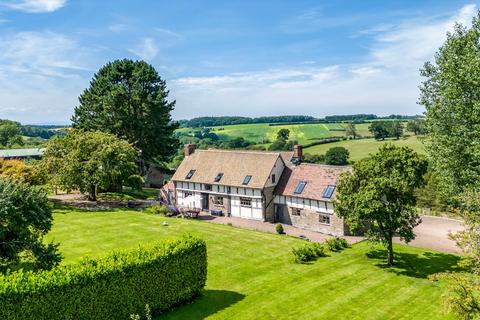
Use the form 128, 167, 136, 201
0, 236, 207, 320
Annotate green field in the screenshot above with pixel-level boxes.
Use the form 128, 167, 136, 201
46, 208, 458, 319
177, 122, 369, 144
304, 136, 426, 162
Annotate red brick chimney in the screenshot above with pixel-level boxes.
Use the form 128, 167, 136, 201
184, 144, 197, 157
293, 144, 303, 164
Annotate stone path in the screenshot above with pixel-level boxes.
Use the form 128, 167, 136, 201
197, 214, 364, 244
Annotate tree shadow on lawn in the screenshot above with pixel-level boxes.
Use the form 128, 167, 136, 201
157, 289, 245, 319
366, 248, 463, 279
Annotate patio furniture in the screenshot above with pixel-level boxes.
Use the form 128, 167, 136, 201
182, 208, 201, 219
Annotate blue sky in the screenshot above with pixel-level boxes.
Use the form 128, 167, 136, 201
0, 0, 478, 124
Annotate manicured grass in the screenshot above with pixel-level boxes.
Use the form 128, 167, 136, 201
97, 187, 159, 201
304, 136, 426, 162
46, 208, 458, 319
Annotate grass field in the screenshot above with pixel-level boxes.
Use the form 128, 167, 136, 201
46, 208, 458, 319
177, 122, 373, 145
304, 136, 426, 162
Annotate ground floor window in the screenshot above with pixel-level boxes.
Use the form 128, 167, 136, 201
240, 197, 252, 207
319, 213, 331, 225
184, 191, 193, 197
214, 196, 224, 205
291, 207, 301, 216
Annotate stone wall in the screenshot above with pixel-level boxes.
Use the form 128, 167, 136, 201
276, 204, 345, 236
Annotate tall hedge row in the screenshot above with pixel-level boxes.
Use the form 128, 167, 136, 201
0, 236, 207, 319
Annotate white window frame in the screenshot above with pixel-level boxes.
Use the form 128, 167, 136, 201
240, 197, 252, 207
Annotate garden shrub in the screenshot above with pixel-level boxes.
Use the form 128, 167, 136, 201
275, 223, 284, 234
292, 242, 326, 263
144, 204, 172, 216
0, 236, 207, 320
325, 237, 349, 252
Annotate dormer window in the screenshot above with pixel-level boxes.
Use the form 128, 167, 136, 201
323, 185, 335, 198
242, 175, 252, 185
214, 173, 224, 182
294, 181, 307, 194
272, 174, 276, 183
185, 169, 195, 180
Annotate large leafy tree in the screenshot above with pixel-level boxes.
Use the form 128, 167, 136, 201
345, 122, 358, 139
420, 13, 480, 319
72, 59, 178, 172
0, 120, 23, 147
368, 121, 390, 140
0, 178, 61, 271
406, 119, 426, 135
41, 130, 140, 201
325, 146, 349, 165
420, 15, 480, 196
335, 144, 428, 266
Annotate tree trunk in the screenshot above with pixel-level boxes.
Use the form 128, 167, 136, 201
88, 184, 97, 201
387, 236, 394, 266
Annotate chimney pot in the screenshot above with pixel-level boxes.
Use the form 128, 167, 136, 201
184, 144, 197, 157
293, 144, 303, 163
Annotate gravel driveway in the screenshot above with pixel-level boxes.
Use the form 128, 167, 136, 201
393, 215, 464, 254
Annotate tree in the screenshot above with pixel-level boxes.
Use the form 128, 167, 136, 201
420, 14, 480, 318
345, 122, 358, 139
276, 128, 290, 140
420, 14, 480, 197
325, 147, 349, 165
0, 159, 42, 185
388, 121, 404, 140
40, 130, 140, 201
71, 59, 178, 173
368, 121, 390, 140
335, 144, 428, 265
0, 178, 61, 271
0, 122, 22, 147
406, 119, 426, 135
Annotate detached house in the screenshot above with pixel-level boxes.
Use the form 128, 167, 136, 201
170, 144, 350, 236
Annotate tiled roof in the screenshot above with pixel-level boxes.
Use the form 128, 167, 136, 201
274, 163, 351, 201
172, 149, 283, 189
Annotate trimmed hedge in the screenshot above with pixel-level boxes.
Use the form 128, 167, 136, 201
0, 236, 207, 320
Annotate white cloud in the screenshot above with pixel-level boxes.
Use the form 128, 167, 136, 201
128, 37, 159, 61
170, 4, 478, 119
0, 31, 92, 123
0, 0, 66, 13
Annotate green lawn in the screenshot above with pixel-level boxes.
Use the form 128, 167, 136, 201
304, 136, 426, 162
46, 208, 458, 319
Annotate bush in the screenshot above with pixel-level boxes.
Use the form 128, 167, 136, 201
275, 223, 284, 234
144, 204, 172, 216
303, 153, 325, 164
0, 236, 207, 320
292, 242, 326, 263
325, 237, 349, 252
325, 147, 349, 165
0, 178, 60, 271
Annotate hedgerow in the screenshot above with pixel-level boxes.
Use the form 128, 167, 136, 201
0, 235, 207, 320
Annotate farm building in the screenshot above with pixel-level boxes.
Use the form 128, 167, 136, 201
0, 148, 44, 160
170, 144, 350, 236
